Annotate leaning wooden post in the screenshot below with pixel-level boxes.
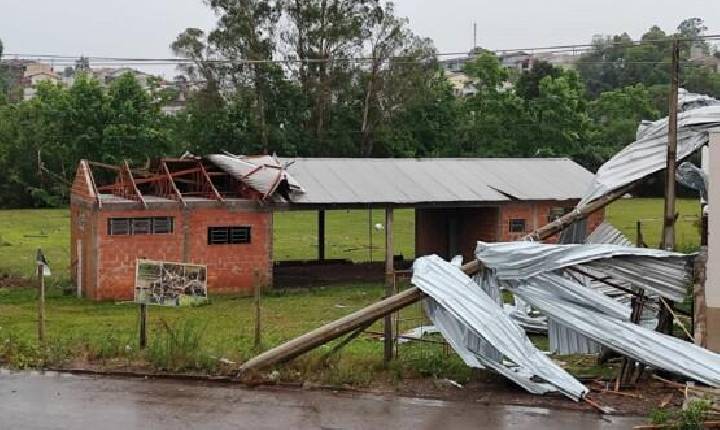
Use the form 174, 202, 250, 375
384, 207, 395, 363
36, 259, 45, 343
254, 270, 263, 351
139, 303, 147, 349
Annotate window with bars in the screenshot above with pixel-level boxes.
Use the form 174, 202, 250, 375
108, 217, 174, 236
207, 226, 251, 245
509, 219, 526, 233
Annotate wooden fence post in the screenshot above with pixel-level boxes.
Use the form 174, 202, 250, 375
384, 207, 395, 363
139, 303, 147, 349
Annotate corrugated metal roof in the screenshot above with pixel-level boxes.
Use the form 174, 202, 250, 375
281, 158, 594, 205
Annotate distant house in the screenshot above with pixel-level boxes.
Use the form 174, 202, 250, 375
439, 50, 580, 97
23, 72, 60, 100
23, 62, 54, 78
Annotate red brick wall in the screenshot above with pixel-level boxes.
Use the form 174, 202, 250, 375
87, 207, 271, 301
70, 161, 96, 201
70, 203, 99, 298
416, 207, 499, 261
498, 201, 605, 243
184, 208, 272, 295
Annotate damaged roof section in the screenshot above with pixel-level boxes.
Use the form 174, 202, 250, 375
75, 154, 305, 208
207, 154, 304, 201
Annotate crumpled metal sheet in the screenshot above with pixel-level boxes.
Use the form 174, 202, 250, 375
550, 222, 635, 354
548, 319, 601, 354
578, 90, 720, 208
676, 161, 708, 201
510, 279, 720, 388
412, 255, 588, 400
585, 222, 634, 247
475, 241, 692, 301
207, 154, 304, 198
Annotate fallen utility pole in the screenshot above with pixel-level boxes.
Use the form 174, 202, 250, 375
239, 183, 636, 373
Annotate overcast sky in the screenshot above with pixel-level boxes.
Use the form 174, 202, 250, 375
1, 0, 719, 75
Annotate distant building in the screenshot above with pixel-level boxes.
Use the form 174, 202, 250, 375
23, 72, 60, 100
439, 50, 580, 97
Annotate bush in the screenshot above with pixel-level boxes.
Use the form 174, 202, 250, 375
147, 319, 216, 373
650, 398, 714, 430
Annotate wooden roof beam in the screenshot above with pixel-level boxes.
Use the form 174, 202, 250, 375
122, 160, 147, 208
197, 160, 224, 202
161, 161, 185, 207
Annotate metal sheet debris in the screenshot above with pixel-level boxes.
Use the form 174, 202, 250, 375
475, 241, 692, 302
579, 90, 720, 208
465, 240, 720, 389
207, 154, 304, 200
412, 255, 588, 400
510, 279, 720, 387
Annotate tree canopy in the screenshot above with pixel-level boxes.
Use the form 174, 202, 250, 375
1, 13, 720, 207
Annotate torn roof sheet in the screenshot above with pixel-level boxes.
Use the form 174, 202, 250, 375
280, 158, 594, 205
475, 241, 692, 301
207, 154, 304, 199
578, 90, 720, 208
412, 255, 588, 400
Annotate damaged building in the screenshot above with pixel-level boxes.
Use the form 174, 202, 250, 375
70, 155, 603, 300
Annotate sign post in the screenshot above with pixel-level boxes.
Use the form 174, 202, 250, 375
35, 249, 50, 343
133, 259, 208, 349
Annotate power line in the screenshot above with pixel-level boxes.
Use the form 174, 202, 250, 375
5, 34, 720, 67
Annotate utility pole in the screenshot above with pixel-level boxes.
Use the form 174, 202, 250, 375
661, 37, 680, 252
473, 22, 477, 50
658, 37, 680, 335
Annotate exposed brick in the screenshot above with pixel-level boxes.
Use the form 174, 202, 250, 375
73, 205, 272, 301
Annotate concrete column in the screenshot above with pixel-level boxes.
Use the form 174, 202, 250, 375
318, 210, 326, 261
707, 132, 720, 352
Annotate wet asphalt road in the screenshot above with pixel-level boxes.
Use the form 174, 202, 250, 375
0, 371, 645, 429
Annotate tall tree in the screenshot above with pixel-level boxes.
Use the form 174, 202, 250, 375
283, 0, 371, 146
207, 0, 281, 153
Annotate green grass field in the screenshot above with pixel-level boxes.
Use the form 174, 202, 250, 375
0, 199, 701, 278
0, 209, 415, 279
605, 198, 701, 251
